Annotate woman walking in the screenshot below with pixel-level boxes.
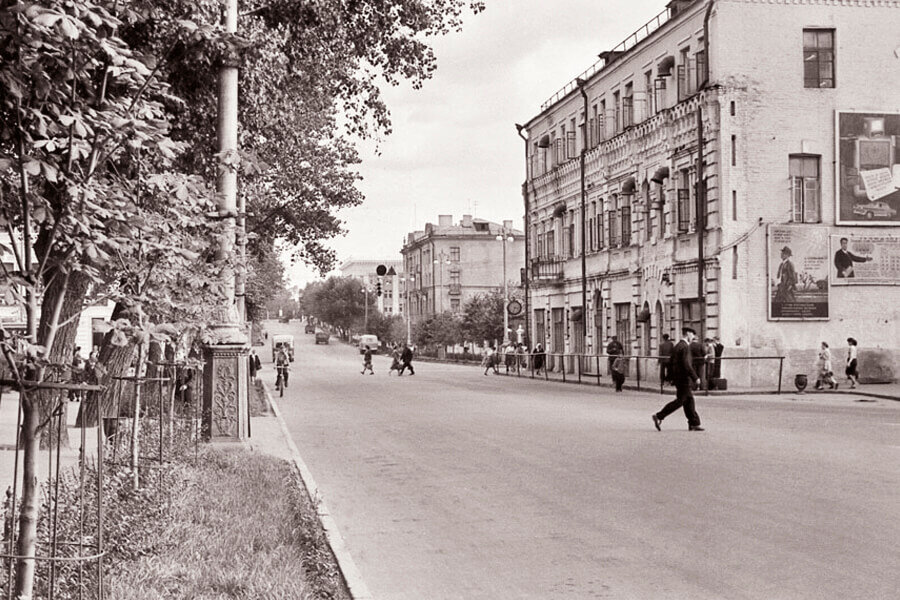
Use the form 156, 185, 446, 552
845, 337, 860, 388
814, 341, 837, 390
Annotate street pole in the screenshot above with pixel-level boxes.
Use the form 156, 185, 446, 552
577, 78, 589, 356
516, 124, 531, 350
503, 236, 509, 344
363, 287, 369, 332
406, 278, 412, 345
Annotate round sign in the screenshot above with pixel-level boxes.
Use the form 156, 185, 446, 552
376, 264, 387, 276
507, 299, 523, 316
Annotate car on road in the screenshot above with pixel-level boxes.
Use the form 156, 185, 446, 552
272, 334, 295, 362
315, 331, 330, 345
852, 201, 897, 219
304, 323, 315, 334
358, 334, 380, 354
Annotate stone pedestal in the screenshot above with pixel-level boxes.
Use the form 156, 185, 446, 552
202, 343, 249, 441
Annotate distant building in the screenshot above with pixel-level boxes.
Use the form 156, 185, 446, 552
401, 214, 525, 323
338, 258, 404, 315
521, 0, 900, 384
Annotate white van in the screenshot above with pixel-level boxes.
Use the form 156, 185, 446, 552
358, 334, 380, 354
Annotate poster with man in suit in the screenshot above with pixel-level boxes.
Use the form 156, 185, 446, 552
769, 225, 829, 320
830, 234, 900, 285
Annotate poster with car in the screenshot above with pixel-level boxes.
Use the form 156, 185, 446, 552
835, 111, 900, 225
768, 225, 829, 320
830, 234, 900, 285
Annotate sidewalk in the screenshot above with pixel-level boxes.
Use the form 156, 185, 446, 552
0, 391, 98, 496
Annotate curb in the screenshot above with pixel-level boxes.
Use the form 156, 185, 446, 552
260, 382, 375, 600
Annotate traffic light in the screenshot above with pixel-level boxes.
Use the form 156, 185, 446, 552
376, 281, 382, 296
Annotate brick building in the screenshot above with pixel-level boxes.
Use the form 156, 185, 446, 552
521, 0, 900, 385
401, 215, 525, 325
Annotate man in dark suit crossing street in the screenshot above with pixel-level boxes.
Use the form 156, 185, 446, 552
652, 327, 704, 432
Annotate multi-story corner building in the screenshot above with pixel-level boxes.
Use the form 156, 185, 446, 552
338, 258, 404, 315
401, 214, 525, 323
521, 0, 900, 385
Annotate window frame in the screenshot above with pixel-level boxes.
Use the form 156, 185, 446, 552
789, 153, 821, 223
803, 28, 835, 89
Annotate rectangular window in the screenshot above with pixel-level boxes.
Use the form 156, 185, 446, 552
591, 104, 598, 147
623, 83, 633, 128
654, 77, 666, 114
608, 201, 618, 247
450, 298, 460, 312
566, 129, 577, 159
620, 199, 632, 246
732, 246, 738, 280
677, 47, 690, 100
644, 71, 654, 117
551, 307, 565, 353
803, 29, 834, 88
546, 230, 555, 258
450, 246, 460, 262
534, 309, 546, 348
614, 303, 631, 353
613, 91, 621, 133
789, 154, 821, 222
599, 100, 607, 140
681, 299, 702, 335
677, 187, 690, 233
731, 135, 736, 166
732, 190, 737, 221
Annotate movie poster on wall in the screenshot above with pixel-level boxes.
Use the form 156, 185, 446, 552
768, 225, 829, 320
830, 234, 900, 285
835, 111, 900, 225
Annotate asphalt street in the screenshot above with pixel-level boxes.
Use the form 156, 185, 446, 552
266, 322, 899, 600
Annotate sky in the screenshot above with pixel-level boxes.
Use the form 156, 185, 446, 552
285, 0, 665, 288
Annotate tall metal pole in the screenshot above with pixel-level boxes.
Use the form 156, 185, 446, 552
516, 124, 531, 349
363, 287, 369, 332
217, 0, 239, 320
406, 277, 412, 345
696, 105, 706, 341
502, 235, 509, 344
577, 79, 589, 354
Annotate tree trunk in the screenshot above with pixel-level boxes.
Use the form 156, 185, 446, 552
36, 269, 91, 449
14, 398, 40, 599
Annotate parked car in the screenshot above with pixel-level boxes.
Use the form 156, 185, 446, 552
358, 334, 380, 354
315, 331, 330, 345
272, 334, 295, 361
852, 201, 897, 219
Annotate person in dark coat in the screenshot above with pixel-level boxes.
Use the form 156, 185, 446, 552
652, 327, 703, 431
833, 237, 872, 278
399, 344, 415, 376
658, 334, 674, 385
690, 337, 707, 391
606, 336, 625, 392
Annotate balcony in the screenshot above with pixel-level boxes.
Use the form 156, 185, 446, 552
530, 258, 564, 284
448, 283, 461, 295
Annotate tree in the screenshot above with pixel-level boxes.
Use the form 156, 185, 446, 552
460, 291, 505, 344
414, 312, 461, 349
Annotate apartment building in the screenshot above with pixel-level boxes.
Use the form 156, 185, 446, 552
522, 0, 900, 385
401, 215, 525, 322
338, 258, 404, 315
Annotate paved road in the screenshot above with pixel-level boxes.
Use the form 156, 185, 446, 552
266, 322, 899, 600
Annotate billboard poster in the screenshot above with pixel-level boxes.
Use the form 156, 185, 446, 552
768, 225, 829, 320
836, 111, 900, 225
830, 234, 900, 285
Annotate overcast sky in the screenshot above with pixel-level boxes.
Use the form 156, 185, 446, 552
285, 0, 664, 287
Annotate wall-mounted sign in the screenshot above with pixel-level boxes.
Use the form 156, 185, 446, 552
768, 225, 829, 320
835, 111, 900, 225
830, 234, 900, 285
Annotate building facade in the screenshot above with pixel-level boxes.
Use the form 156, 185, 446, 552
522, 0, 900, 385
401, 214, 525, 323
338, 258, 404, 315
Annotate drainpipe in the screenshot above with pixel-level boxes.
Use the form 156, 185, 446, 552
702, 0, 715, 88
577, 79, 589, 355
516, 124, 531, 349
696, 106, 705, 341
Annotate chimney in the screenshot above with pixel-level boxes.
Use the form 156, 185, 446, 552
503, 219, 513, 232
462, 214, 473, 228
438, 214, 453, 228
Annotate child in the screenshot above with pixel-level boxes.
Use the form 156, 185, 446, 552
361, 345, 374, 375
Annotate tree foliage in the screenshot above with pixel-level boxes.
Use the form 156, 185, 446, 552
460, 291, 504, 344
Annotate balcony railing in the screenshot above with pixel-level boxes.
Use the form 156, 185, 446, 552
531, 258, 564, 282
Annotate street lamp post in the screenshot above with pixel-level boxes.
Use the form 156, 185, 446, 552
402, 275, 415, 345
433, 250, 450, 314
497, 228, 515, 344
361, 286, 370, 332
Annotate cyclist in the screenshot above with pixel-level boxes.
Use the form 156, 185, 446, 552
275, 348, 291, 389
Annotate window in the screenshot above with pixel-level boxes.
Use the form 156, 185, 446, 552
566, 211, 575, 258
608, 196, 618, 247
450, 298, 460, 312
620, 196, 632, 246
613, 91, 621, 133
614, 303, 631, 352
656, 184, 666, 239
622, 83, 633, 128
677, 47, 690, 100
599, 100, 607, 140
732, 190, 737, 221
569, 117, 577, 157
790, 154, 821, 222
732, 246, 738, 280
677, 172, 691, 234
449, 271, 460, 286
654, 77, 666, 114
546, 229, 556, 258
644, 71, 654, 117
803, 29, 834, 88
551, 307, 565, 353
534, 309, 546, 347
731, 135, 736, 166
450, 246, 460, 262
644, 183, 652, 242
590, 104, 598, 147
681, 299, 702, 335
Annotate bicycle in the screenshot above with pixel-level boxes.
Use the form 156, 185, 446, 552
275, 365, 289, 397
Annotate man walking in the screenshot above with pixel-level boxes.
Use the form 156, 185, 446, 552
658, 333, 674, 385
361, 345, 375, 375
399, 343, 415, 376
652, 327, 704, 432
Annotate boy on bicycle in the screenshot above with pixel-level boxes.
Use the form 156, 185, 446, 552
275, 348, 291, 388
